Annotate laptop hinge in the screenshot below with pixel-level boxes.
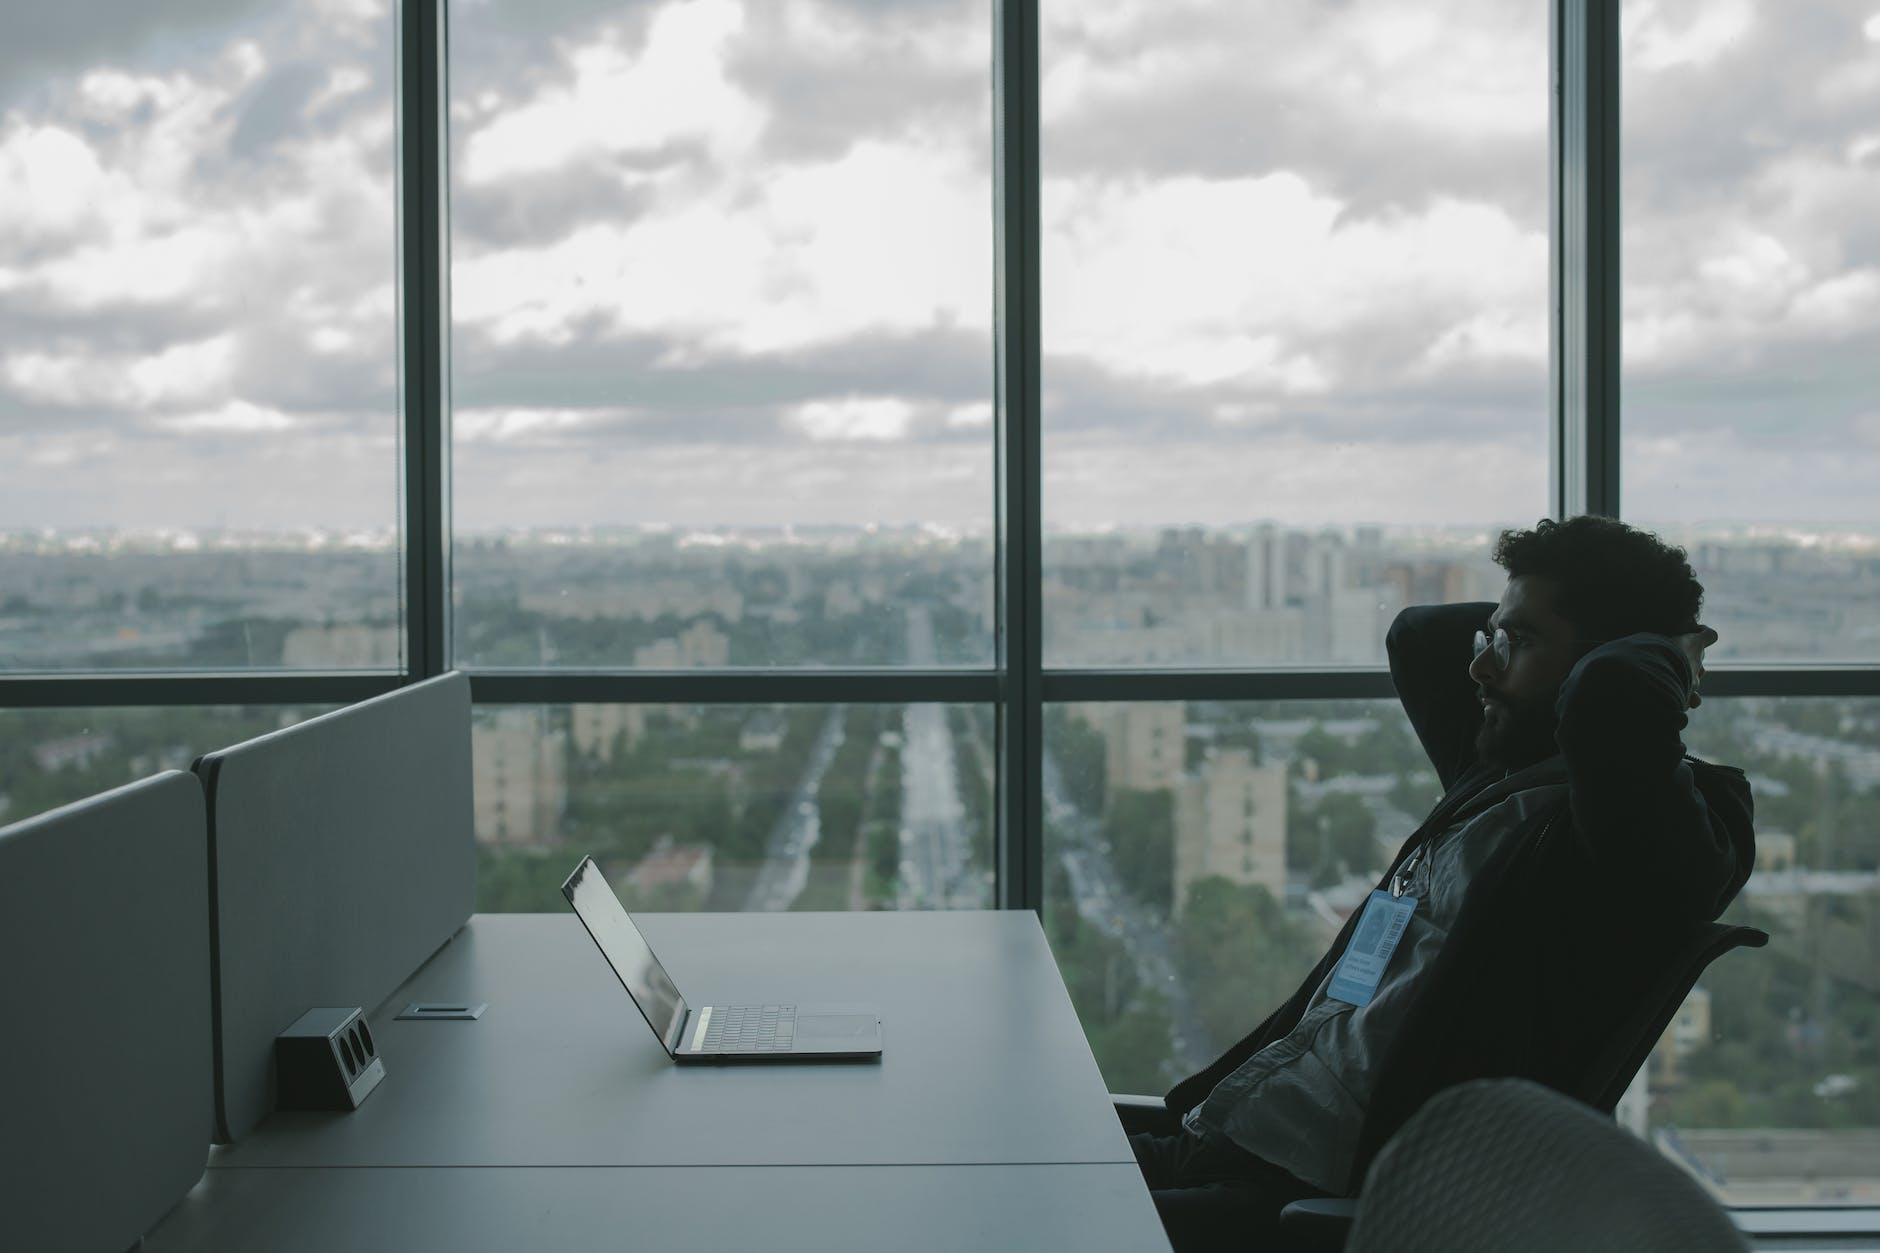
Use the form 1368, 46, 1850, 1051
683, 1005, 713, 1054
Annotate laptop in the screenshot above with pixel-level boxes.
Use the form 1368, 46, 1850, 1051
561, 855, 882, 1063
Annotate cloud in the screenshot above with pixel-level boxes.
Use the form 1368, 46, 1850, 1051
451, 325, 990, 419
1622, 0, 1754, 72
1788, 268, 1880, 329
0, 0, 270, 107
723, 0, 989, 163
227, 60, 327, 158
947, 401, 992, 430
159, 398, 296, 433
1043, 173, 1546, 392
458, 0, 762, 185
1, 0, 398, 530
3, 333, 235, 409
452, 131, 991, 354
3, 0, 1877, 537
790, 394, 914, 441
1626, 424, 1880, 527
1041, 427, 1549, 531
1040, 0, 1547, 222
451, 435, 990, 530
455, 405, 622, 443
0, 122, 110, 240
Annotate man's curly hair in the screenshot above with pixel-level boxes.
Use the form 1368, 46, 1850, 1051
1494, 516, 1703, 641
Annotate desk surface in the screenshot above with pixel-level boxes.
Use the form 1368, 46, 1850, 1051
146, 1163, 1169, 1253
213, 911, 1139, 1170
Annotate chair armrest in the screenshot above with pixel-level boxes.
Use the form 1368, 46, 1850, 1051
1111, 1092, 1179, 1138
1277, 1197, 1358, 1252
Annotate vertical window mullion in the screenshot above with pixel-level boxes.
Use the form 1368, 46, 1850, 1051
994, 0, 1043, 912
398, 0, 452, 680
1552, 0, 1622, 520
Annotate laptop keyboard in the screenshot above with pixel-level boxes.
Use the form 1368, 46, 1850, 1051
701, 1004, 796, 1053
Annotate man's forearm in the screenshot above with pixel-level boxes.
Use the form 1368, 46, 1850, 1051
1554, 634, 1741, 913
1387, 602, 1494, 790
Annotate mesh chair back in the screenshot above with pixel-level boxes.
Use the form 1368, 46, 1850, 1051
1346, 1078, 1748, 1253
1587, 921, 1766, 1112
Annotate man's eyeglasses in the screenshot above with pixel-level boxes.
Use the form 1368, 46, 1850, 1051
1473, 626, 1605, 672
1473, 627, 1517, 671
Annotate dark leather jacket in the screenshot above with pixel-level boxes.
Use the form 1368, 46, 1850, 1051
1163, 602, 1756, 1192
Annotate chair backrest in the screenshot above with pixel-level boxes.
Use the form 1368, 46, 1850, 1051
195, 671, 475, 1143
1346, 1078, 1748, 1253
1586, 921, 1767, 1112
0, 771, 212, 1253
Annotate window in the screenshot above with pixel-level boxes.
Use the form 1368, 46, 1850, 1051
1616, 2, 1880, 1205
0, 0, 401, 671
1645, 696, 1880, 1205
472, 702, 993, 913
447, 0, 995, 669
1043, 699, 1432, 1093
0, 706, 336, 826
1620, 0, 1880, 664
1040, 0, 1549, 666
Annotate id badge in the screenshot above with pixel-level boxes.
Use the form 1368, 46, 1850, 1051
1326, 889, 1418, 1007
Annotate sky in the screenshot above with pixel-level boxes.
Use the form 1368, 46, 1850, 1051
0, 0, 1876, 536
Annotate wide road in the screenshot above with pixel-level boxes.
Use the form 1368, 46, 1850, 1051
1044, 751, 1213, 1073
742, 707, 846, 912
897, 606, 978, 910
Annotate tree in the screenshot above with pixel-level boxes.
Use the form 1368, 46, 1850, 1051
1044, 858, 1174, 1092
1106, 788, 1175, 912
1086, 993, 1176, 1095
1668, 1078, 1744, 1128
1176, 876, 1324, 1048
1048, 707, 1108, 815
475, 846, 571, 912
1287, 790, 1380, 883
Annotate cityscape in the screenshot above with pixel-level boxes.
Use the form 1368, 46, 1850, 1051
2, 521, 1877, 1205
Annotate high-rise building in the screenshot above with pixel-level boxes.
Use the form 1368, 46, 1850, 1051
1096, 701, 1187, 796
571, 704, 647, 761
1174, 746, 1287, 912
473, 708, 568, 845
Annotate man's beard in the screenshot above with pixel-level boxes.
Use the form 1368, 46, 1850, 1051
1474, 691, 1561, 770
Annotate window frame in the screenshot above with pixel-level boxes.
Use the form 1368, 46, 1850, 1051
0, 1, 1874, 1230
3, 0, 1872, 852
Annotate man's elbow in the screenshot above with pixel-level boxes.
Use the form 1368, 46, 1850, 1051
1385, 605, 1442, 664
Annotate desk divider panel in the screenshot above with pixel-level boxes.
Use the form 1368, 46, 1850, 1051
0, 771, 212, 1253
197, 671, 474, 1144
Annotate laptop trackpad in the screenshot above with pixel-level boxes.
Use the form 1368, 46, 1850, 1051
797, 1014, 877, 1038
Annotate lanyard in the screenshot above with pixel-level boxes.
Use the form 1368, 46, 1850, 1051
1391, 801, 1568, 899
1390, 840, 1429, 899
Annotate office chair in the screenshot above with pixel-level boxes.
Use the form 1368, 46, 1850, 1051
1273, 919, 1767, 1250
1113, 920, 1766, 1250
1340, 1077, 1749, 1252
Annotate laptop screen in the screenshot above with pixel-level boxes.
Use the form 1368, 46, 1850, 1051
561, 856, 689, 1052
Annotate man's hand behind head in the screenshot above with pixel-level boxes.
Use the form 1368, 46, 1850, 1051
1674, 625, 1718, 708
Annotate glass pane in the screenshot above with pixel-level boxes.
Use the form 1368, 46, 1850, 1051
0, 705, 336, 827
474, 703, 993, 913
1039, 2, 1549, 665
1620, 1, 1880, 662
1635, 696, 1880, 1206
0, 3, 401, 670
1048, 695, 1880, 1206
448, 0, 995, 668
1043, 699, 1437, 1093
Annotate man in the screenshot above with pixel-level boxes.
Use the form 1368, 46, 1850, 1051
1129, 515, 1755, 1252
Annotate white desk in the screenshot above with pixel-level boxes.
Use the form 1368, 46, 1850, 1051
146, 911, 1169, 1251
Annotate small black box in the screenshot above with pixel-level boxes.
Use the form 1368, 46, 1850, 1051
275, 1007, 385, 1111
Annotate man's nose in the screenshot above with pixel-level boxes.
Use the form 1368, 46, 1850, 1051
1467, 646, 1496, 687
